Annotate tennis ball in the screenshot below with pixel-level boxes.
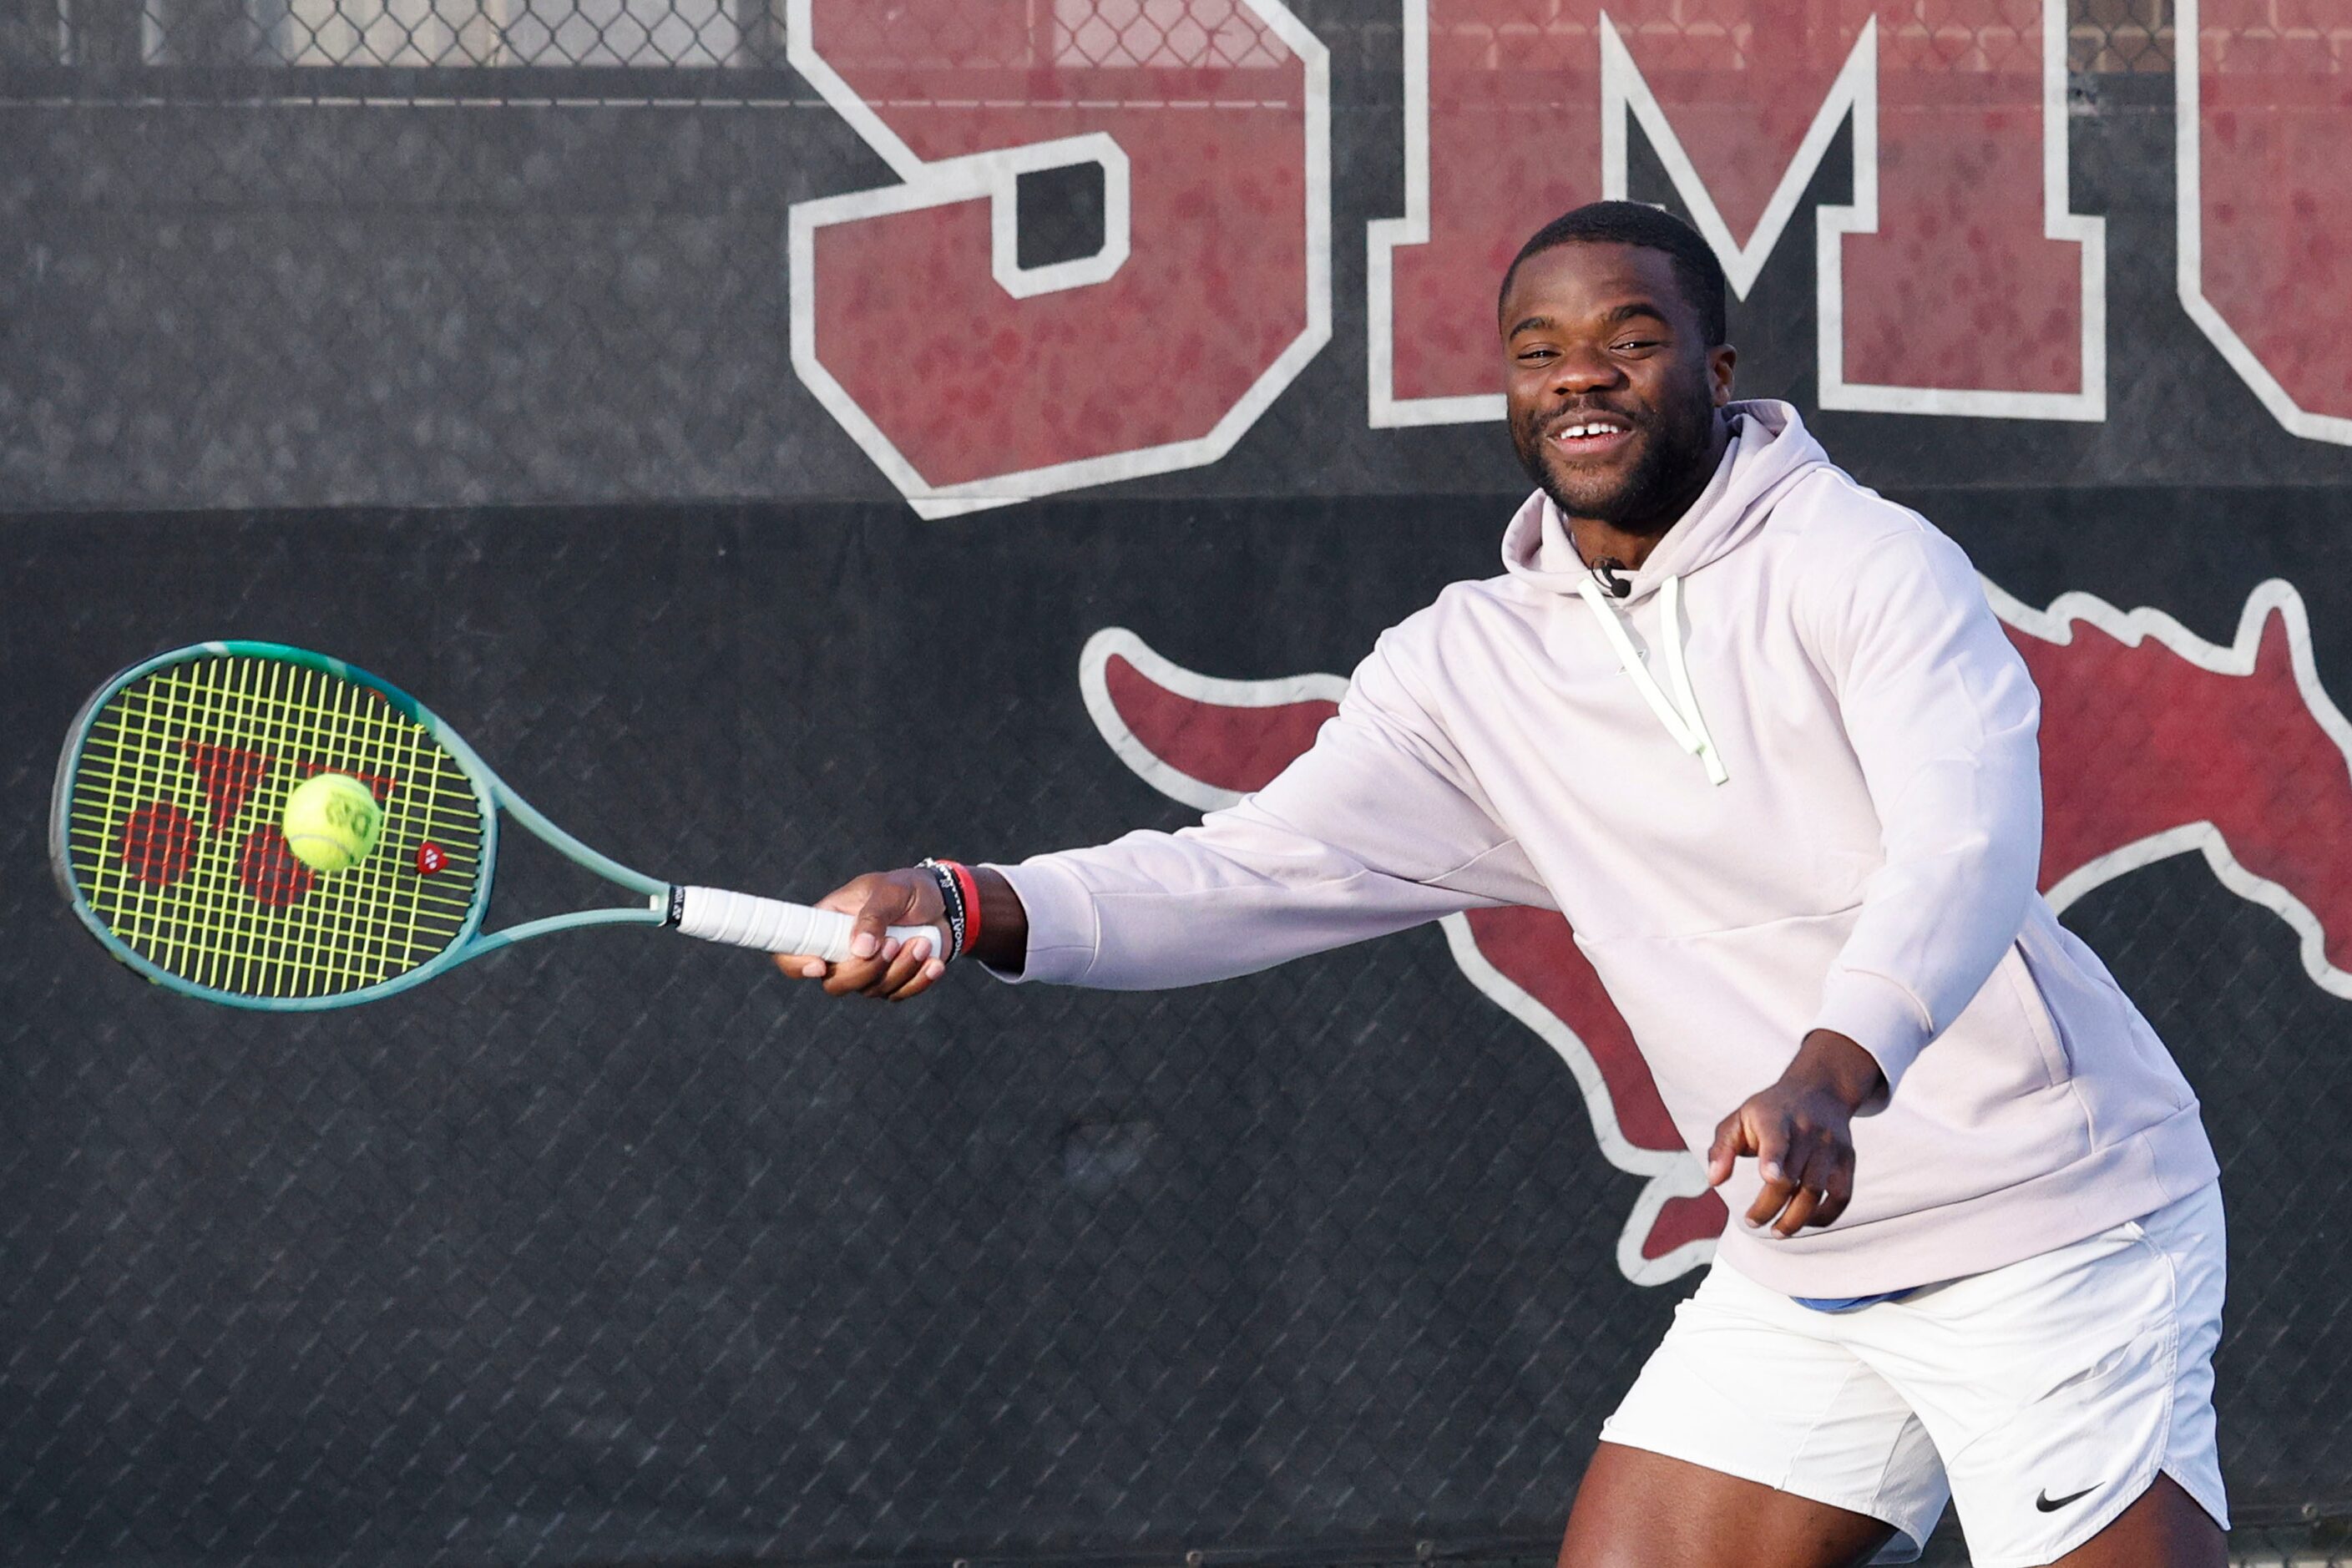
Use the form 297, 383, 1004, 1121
282, 772, 382, 873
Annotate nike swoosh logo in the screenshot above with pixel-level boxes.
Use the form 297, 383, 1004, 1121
2035, 1486, 2098, 1512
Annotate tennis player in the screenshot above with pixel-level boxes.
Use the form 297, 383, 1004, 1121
778, 202, 2229, 1568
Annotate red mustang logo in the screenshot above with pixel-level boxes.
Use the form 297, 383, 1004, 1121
1079, 578, 2352, 1284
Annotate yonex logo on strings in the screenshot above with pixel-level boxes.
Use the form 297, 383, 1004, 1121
117, 739, 399, 910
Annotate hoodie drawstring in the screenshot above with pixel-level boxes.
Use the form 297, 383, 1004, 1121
1572, 573, 1729, 786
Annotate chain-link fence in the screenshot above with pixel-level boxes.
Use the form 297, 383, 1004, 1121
0, 0, 2190, 78
13, 0, 2351, 519
10, 0, 2352, 513
2, 0, 1314, 78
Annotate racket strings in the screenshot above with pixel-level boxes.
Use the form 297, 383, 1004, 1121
65, 654, 487, 999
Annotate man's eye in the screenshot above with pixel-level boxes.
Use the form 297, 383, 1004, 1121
1614, 339, 1660, 352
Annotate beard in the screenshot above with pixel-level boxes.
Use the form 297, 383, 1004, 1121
1511, 371, 1721, 534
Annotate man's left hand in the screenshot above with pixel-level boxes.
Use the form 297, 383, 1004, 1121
1706, 1030, 1886, 1238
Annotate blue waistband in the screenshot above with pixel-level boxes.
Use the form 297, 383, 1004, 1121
1791, 1287, 1920, 1313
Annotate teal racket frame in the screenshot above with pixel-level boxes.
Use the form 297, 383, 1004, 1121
51, 640, 672, 1012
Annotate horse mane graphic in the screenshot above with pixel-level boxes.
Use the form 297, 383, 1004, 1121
1077, 578, 2352, 1286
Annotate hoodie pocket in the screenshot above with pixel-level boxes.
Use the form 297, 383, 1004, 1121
1994, 943, 2072, 1089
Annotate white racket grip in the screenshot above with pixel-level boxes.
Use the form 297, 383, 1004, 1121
671, 886, 949, 964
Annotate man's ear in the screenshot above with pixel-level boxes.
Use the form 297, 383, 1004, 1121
1709, 343, 1738, 407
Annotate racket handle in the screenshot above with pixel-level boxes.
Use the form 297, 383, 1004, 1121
670, 886, 949, 964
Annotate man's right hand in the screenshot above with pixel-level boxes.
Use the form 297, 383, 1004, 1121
772, 865, 1028, 999
771, 869, 948, 999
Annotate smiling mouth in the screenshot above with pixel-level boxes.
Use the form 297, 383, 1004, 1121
1549, 418, 1634, 456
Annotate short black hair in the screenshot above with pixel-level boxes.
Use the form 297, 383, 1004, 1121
1498, 200, 1729, 347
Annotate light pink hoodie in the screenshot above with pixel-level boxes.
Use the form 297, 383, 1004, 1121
988, 402, 2218, 1297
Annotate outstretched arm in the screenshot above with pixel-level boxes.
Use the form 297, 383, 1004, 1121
775, 635, 1551, 1000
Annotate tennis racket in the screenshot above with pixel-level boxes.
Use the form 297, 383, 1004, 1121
50, 640, 948, 1010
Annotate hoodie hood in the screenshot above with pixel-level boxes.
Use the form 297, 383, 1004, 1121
1501, 399, 1832, 604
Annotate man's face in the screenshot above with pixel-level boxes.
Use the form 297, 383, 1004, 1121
1500, 241, 1735, 531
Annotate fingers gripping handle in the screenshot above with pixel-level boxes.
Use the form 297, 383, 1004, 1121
670, 887, 947, 964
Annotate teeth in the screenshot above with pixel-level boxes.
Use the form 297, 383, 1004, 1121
1557, 422, 1621, 439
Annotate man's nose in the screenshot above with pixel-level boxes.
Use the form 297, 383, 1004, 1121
1550, 345, 1623, 394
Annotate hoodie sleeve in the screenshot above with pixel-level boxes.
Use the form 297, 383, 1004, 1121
984, 633, 1552, 989
1803, 518, 2043, 1097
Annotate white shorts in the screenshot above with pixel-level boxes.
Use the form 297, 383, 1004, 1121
1598, 1181, 2228, 1568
